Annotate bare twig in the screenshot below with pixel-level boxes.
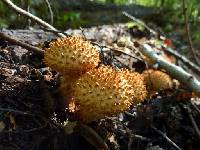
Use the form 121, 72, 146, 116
1, 121, 48, 133
187, 109, 200, 140
190, 101, 200, 114
151, 125, 182, 150
92, 41, 143, 62
182, 0, 199, 65
1, 0, 65, 37
122, 11, 162, 38
40, 26, 68, 36
44, 0, 54, 25
164, 47, 200, 74
25, 0, 31, 28
140, 44, 200, 96
124, 124, 151, 142
0, 107, 34, 116
181, 104, 200, 140
130, 133, 151, 142
0, 32, 44, 55
0, 114, 48, 133
128, 136, 133, 150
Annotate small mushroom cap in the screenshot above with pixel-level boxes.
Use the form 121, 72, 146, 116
142, 69, 173, 92
71, 65, 147, 123
44, 36, 100, 75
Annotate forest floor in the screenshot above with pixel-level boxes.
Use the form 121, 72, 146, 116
0, 24, 200, 150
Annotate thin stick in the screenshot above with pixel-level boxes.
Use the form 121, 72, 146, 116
190, 101, 200, 114
140, 44, 200, 96
1, 0, 65, 38
92, 41, 143, 62
128, 136, 133, 150
40, 27, 67, 36
0, 107, 34, 116
0, 32, 44, 55
187, 109, 200, 140
182, 104, 200, 140
124, 124, 151, 142
122, 11, 159, 37
44, 0, 54, 25
182, 0, 199, 65
26, 1, 31, 28
151, 125, 182, 150
130, 134, 150, 142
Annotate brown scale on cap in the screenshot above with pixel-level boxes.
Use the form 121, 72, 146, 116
43, 36, 100, 75
142, 69, 173, 94
69, 65, 147, 123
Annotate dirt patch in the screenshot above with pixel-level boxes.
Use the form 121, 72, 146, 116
0, 25, 200, 150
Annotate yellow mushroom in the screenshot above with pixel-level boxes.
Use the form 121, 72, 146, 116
142, 69, 173, 93
70, 65, 147, 123
43, 36, 100, 75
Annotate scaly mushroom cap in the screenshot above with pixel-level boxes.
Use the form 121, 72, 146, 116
119, 68, 147, 103
142, 69, 173, 92
71, 65, 147, 123
43, 36, 100, 75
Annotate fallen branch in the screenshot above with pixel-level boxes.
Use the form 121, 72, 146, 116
1, 0, 65, 38
140, 44, 200, 96
123, 11, 200, 72
0, 32, 44, 55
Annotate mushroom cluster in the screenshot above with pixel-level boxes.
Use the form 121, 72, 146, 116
70, 65, 147, 123
44, 36, 172, 123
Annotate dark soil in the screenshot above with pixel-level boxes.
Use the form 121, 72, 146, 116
0, 25, 200, 150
